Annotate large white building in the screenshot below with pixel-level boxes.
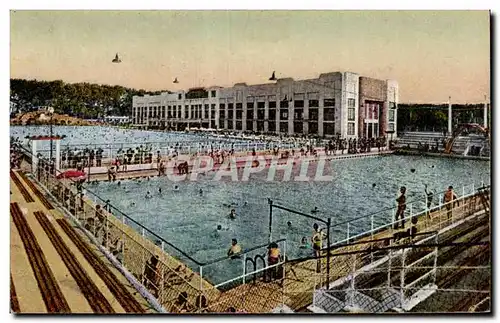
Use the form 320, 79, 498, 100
132, 71, 398, 138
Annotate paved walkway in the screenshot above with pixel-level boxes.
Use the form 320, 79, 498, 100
10, 170, 155, 314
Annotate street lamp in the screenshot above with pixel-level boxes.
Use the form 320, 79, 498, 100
48, 106, 55, 170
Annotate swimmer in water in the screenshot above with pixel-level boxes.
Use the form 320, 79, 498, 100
287, 221, 292, 228
130, 202, 136, 207
199, 188, 203, 196
229, 209, 236, 220
174, 185, 179, 191
145, 191, 152, 199
158, 187, 162, 194
311, 207, 319, 214
117, 181, 121, 186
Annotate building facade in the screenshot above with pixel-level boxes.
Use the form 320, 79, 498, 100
132, 71, 398, 138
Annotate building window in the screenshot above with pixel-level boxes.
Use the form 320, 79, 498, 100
257, 121, 264, 132
257, 102, 265, 109
324, 98, 335, 107
309, 122, 318, 134
220, 103, 226, 110
269, 101, 277, 109
347, 122, 355, 135
324, 108, 335, 121
269, 110, 276, 120
294, 109, 303, 120
324, 123, 335, 135
211, 90, 216, 97
389, 102, 396, 109
348, 108, 355, 121
268, 121, 276, 132
309, 109, 319, 121
280, 122, 288, 133
309, 100, 319, 107
348, 98, 356, 108
257, 109, 265, 120
247, 102, 254, 110
228, 110, 234, 119
293, 121, 303, 134
294, 100, 304, 108
246, 120, 253, 131
236, 110, 242, 119
388, 109, 395, 122
280, 101, 289, 108
280, 110, 288, 120
178, 93, 182, 100
388, 123, 395, 132
247, 110, 254, 120
236, 103, 243, 110
236, 121, 242, 130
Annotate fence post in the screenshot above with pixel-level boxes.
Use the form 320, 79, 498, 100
370, 213, 374, 263
400, 248, 406, 308
432, 233, 439, 284
327, 218, 331, 287
268, 199, 273, 244
121, 214, 126, 268
462, 185, 465, 198
199, 265, 203, 293
105, 216, 109, 249
346, 223, 350, 243
387, 227, 392, 288
242, 253, 246, 285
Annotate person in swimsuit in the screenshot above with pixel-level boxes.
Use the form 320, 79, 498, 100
395, 186, 406, 229
443, 186, 458, 219
424, 184, 434, 219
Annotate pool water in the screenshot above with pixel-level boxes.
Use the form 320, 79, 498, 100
10, 125, 252, 152
87, 154, 490, 284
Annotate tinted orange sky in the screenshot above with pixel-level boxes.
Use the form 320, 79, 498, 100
10, 10, 490, 103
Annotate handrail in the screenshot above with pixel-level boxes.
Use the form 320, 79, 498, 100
328, 184, 481, 229
201, 238, 286, 266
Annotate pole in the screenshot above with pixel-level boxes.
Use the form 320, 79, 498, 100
268, 199, 273, 244
50, 115, 53, 171
326, 218, 331, 287
88, 155, 91, 183
448, 96, 452, 135
483, 95, 488, 129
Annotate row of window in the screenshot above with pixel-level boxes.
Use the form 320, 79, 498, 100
218, 120, 336, 135
132, 98, 344, 115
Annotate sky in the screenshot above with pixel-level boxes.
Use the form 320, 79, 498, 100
10, 10, 490, 104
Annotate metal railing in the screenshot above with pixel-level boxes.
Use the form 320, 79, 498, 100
16, 145, 289, 313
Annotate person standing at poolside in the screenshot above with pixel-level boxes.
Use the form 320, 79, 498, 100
395, 186, 406, 229
424, 184, 434, 219
311, 223, 325, 273
443, 186, 459, 220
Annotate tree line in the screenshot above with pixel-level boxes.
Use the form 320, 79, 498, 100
10, 78, 169, 119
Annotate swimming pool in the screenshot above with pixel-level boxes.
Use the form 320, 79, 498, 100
86, 154, 490, 285
10, 125, 256, 153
